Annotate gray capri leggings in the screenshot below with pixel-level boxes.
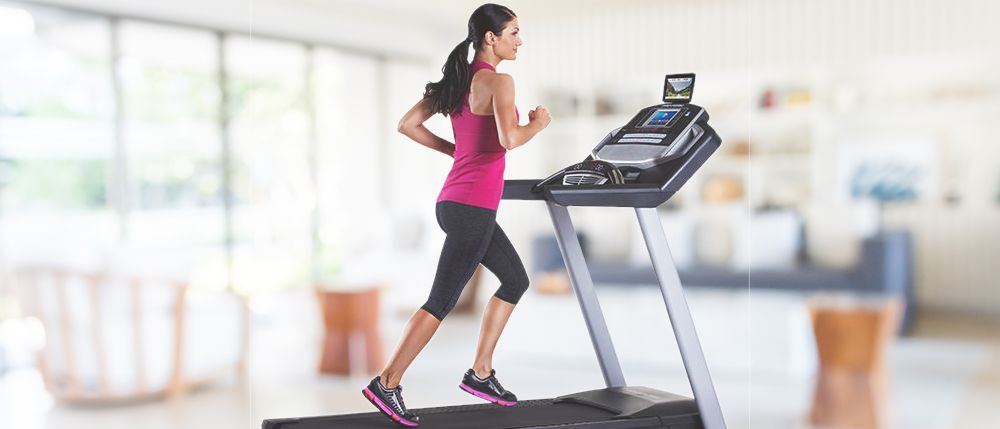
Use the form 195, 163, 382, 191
420, 200, 530, 320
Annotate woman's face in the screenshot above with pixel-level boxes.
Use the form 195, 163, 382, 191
490, 17, 521, 60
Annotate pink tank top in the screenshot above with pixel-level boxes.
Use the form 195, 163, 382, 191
436, 60, 518, 211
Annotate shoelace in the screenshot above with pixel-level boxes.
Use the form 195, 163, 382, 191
485, 371, 506, 393
387, 386, 408, 413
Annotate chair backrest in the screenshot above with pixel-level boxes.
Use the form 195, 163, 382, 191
14, 267, 187, 400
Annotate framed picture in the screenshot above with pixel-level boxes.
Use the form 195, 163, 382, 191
834, 137, 938, 204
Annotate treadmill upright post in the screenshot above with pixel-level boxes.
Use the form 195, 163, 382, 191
546, 201, 627, 388
635, 207, 728, 429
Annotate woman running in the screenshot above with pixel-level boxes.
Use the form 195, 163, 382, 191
361, 3, 551, 427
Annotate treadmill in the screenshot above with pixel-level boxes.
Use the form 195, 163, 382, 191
262, 73, 727, 429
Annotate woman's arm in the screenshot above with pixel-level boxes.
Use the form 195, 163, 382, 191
397, 98, 456, 157
492, 74, 550, 150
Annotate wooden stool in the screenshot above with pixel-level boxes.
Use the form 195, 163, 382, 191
807, 296, 903, 429
316, 288, 385, 376
535, 271, 572, 295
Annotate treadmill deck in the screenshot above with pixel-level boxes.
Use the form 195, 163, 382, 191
263, 398, 702, 429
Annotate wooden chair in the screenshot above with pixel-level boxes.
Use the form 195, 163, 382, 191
13, 267, 248, 404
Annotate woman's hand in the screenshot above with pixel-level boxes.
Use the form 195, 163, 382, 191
398, 98, 457, 158
528, 105, 551, 129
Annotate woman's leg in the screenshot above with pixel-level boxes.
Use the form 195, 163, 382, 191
471, 296, 516, 378
472, 223, 529, 377
379, 201, 496, 387
379, 308, 440, 388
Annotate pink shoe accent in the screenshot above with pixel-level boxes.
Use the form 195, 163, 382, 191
459, 383, 517, 407
362, 387, 419, 427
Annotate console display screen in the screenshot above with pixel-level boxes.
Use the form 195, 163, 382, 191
663, 74, 695, 102
642, 108, 679, 127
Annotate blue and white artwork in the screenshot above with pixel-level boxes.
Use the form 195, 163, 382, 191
835, 138, 937, 204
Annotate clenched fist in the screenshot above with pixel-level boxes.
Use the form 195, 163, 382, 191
528, 105, 551, 129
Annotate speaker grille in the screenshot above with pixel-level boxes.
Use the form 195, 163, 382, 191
563, 173, 608, 186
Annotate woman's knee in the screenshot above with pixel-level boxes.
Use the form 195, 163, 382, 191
420, 301, 450, 321
494, 271, 530, 304
421, 283, 469, 320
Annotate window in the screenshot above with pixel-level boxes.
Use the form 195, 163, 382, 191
226, 36, 312, 293
313, 49, 381, 285
0, 1, 411, 295
0, 2, 115, 263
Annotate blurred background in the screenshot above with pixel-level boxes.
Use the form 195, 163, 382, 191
0, 0, 997, 428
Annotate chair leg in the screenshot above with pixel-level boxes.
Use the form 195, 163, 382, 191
353, 289, 385, 375
318, 292, 352, 375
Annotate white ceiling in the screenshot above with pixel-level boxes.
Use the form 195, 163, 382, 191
27, 0, 666, 60
297, 0, 654, 21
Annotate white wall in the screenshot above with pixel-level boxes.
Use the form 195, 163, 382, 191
28, 0, 1000, 315
514, 0, 1000, 315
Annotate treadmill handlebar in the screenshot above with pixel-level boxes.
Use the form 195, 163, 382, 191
501, 179, 546, 201
502, 180, 668, 208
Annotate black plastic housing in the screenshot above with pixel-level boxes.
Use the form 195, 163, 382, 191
503, 122, 720, 207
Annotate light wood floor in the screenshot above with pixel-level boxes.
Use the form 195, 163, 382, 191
911, 310, 1000, 429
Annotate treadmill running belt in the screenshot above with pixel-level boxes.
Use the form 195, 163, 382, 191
263, 399, 667, 429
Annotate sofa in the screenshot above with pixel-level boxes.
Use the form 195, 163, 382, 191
531, 208, 915, 333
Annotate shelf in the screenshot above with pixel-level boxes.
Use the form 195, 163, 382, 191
749, 153, 812, 162
831, 100, 1000, 123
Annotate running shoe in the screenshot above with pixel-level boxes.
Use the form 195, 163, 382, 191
362, 376, 419, 427
458, 368, 518, 406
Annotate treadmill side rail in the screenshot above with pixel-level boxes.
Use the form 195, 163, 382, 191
636, 208, 728, 429
546, 201, 627, 388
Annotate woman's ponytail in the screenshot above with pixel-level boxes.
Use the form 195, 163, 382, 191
423, 39, 473, 116
422, 4, 516, 116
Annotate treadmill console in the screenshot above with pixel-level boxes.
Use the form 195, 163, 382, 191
663, 73, 695, 103
592, 73, 706, 170
507, 72, 721, 208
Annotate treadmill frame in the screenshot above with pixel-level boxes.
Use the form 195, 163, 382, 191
546, 202, 727, 429
262, 104, 728, 429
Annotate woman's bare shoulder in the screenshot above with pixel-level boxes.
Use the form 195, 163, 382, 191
484, 72, 513, 86
474, 71, 513, 97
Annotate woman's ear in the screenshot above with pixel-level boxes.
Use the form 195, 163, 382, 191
485, 31, 496, 46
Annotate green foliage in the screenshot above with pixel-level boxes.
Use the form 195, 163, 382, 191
7, 159, 108, 209
126, 66, 220, 121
